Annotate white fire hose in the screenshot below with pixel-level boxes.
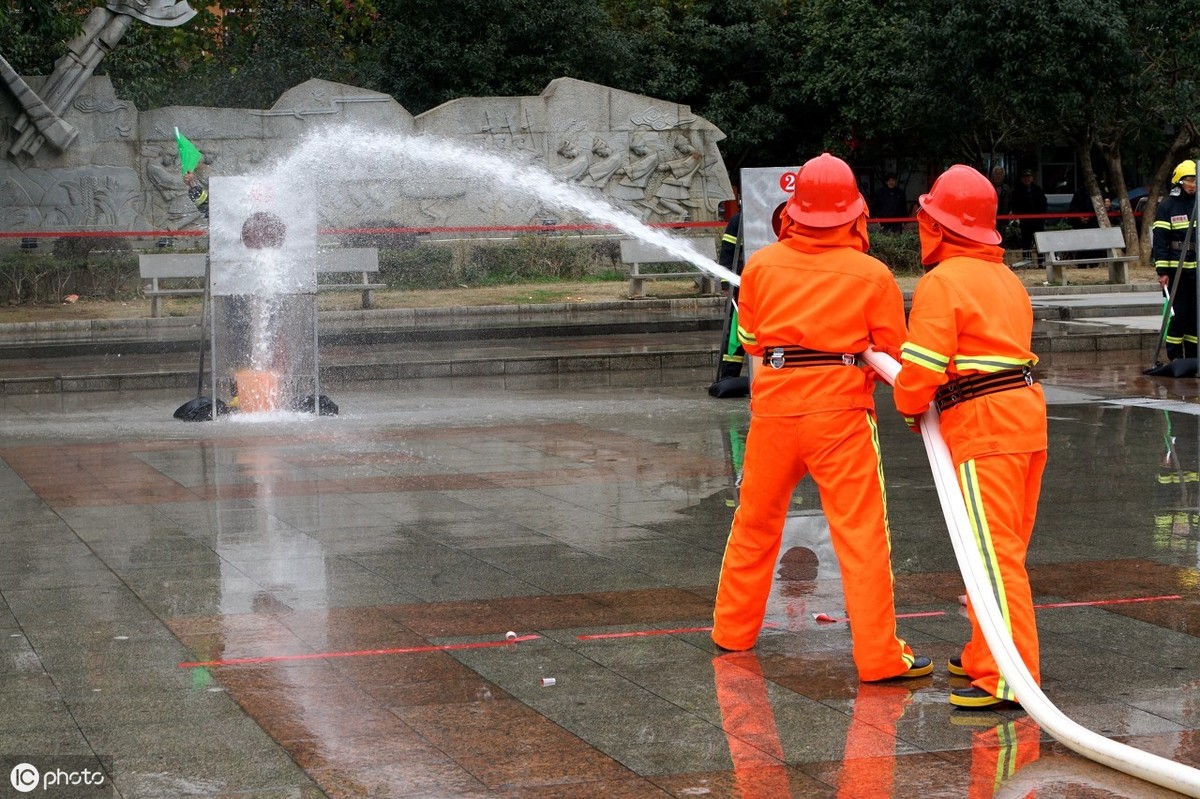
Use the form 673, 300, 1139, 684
860, 346, 1200, 797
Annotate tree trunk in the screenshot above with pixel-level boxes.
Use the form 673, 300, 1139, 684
1096, 143, 1141, 261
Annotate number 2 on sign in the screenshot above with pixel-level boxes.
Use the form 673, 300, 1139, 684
779, 172, 797, 193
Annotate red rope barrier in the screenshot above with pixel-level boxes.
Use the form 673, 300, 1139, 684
0, 219, 726, 240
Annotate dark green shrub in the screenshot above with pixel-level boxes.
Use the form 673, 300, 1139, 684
377, 242, 458, 289
868, 228, 922, 275
464, 235, 594, 284
52, 235, 131, 266
85, 254, 139, 298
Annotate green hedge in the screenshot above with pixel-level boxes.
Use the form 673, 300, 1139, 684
378, 236, 651, 290
0, 251, 141, 305
867, 228, 922, 275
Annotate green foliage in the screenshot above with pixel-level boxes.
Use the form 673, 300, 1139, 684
867, 229, 922, 275
2, 2, 91, 75
51, 236, 131, 267
99, 9, 223, 109
172, 1, 376, 109
377, 243, 458, 289
364, 0, 631, 113
0, 251, 138, 305
377, 238, 617, 289
461, 236, 597, 285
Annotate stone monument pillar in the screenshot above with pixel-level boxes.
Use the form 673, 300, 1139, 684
4, 1, 196, 159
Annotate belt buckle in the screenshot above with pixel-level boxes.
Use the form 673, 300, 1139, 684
1023, 368, 1033, 386
842, 353, 856, 366
769, 348, 785, 369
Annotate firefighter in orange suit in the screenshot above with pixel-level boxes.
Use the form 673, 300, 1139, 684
892, 164, 1047, 709
712, 153, 933, 682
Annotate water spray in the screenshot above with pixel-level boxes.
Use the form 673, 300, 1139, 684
269, 127, 742, 287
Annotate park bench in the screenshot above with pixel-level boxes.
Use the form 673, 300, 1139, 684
139, 247, 383, 317
1034, 227, 1137, 286
620, 237, 720, 298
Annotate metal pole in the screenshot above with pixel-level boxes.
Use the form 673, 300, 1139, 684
1193, 158, 1200, 367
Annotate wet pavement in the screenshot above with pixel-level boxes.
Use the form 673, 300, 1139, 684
1, 294, 1200, 797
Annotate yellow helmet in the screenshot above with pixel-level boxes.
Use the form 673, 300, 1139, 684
1172, 159, 1197, 184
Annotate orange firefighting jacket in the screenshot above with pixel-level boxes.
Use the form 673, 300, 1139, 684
736, 215, 907, 417
892, 224, 1046, 461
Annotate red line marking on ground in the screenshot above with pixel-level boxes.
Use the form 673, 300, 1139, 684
178, 634, 541, 668
182, 595, 1185, 667
1033, 594, 1182, 610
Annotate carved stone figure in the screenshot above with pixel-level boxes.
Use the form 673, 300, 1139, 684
580, 136, 623, 193
105, 1, 197, 26
611, 136, 661, 220
653, 138, 704, 221
551, 139, 589, 183
145, 147, 202, 228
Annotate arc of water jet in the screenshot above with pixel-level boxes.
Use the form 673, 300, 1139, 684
862, 346, 1200, 798
276, 127, 742, 287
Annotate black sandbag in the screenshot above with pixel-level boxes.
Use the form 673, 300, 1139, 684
1144, 358, 1200, 377
291, 394, 340, 416
708, 376, 750, 398
173, 397, 229, 421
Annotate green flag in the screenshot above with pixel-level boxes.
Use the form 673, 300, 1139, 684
174, 127, 202, 176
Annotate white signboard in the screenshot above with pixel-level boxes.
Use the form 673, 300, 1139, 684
739, 166, 801, 259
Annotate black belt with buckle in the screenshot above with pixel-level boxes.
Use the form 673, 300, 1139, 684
936, 367, 1035, 411
762, 346, 858, 369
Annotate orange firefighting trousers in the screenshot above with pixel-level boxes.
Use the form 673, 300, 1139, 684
712, 409, 916, 681
957, 450, 1046, 701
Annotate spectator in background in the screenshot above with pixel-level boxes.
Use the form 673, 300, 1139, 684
871, 173, 909, 233
990, 166, 1012, 217
1010, 169, 1047, 263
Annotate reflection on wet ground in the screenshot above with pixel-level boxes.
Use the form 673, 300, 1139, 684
1, 349, 1198, 797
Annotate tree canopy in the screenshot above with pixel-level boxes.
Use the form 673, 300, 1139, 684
6, 0, 1200, 207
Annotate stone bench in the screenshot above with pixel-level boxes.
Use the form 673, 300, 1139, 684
139, 248, 383, 317
1034, 227, 1137, 285
619, 237, 719, 298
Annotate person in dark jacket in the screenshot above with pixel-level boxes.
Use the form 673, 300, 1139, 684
183, 171, 208, 218
871, 173, 909, 233
990, 166, 1012, 217
1154, 160, 1199, 361
716, 212, 745, 380
1010, 169, 1047, 263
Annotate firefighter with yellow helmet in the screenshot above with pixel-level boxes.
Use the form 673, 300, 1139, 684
892, 165, 1047, 709
712, 152, 932, 682
1154, 159, 1199, 361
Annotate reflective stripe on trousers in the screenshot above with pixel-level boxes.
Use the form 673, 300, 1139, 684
957, 451, 1046, 700
712, 409, 916, 680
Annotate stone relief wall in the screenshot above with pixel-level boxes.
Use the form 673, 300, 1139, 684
0, 74, 734, 235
